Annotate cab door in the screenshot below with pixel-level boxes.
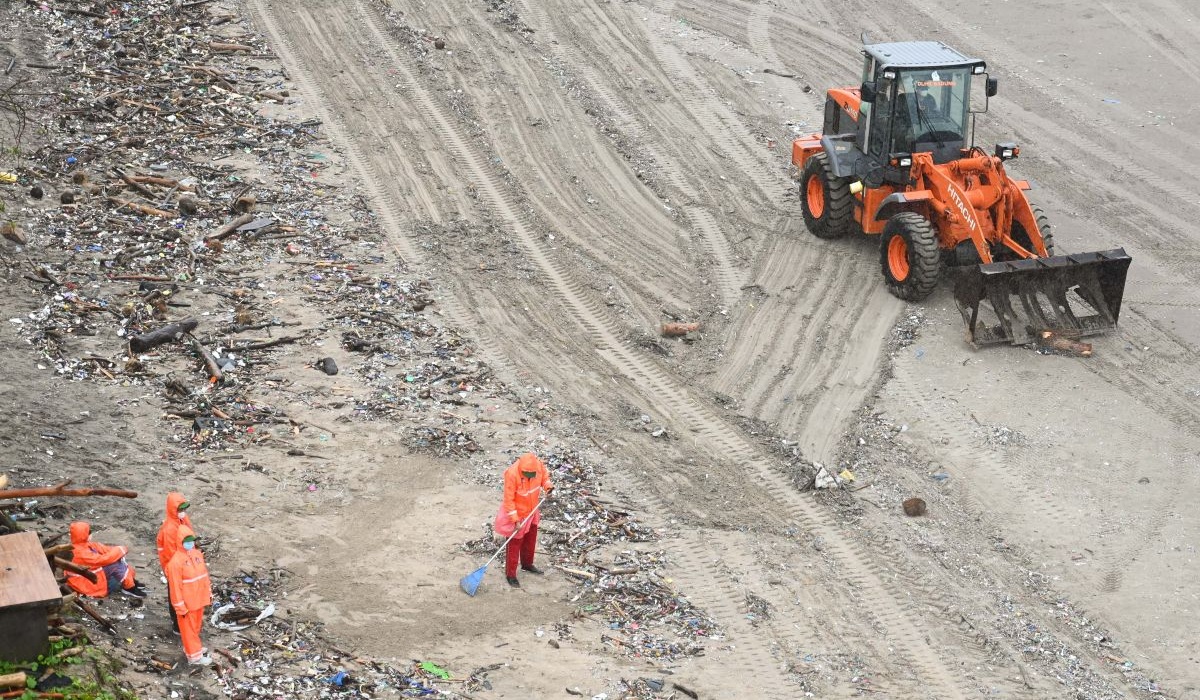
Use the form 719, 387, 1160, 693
868, 72, 897, 162
855, 56, 875, 153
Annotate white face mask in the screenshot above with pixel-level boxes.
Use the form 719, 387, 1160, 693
182, 541, 196, 551
178, 510, 188, 520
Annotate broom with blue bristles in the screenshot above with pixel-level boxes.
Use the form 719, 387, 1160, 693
460, 496, 544, 596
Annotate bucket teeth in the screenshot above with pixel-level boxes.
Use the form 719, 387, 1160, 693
950, 248, 1132, 346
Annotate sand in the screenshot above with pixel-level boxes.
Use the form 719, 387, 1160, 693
3, 0, 1196, 697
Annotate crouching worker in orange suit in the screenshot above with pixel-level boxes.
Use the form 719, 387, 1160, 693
166, 526, 213, 666
64, 521, 148, 599
502, 452, 554, 588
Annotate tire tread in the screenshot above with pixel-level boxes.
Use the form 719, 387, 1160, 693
880, 212, 940, 301
800, 152, 854, 239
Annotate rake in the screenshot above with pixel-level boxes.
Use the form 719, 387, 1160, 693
460, 498, 544, 596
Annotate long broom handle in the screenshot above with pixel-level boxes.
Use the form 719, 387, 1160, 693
481, 494, 544, 568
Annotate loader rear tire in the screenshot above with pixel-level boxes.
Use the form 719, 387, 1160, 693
880, 212, 940, 301
800, 152, 854, 239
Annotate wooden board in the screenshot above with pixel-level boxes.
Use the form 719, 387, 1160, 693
0, 532, 61, 610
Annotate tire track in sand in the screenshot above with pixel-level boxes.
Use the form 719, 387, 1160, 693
659, 1, 890, 461
1096, 1, 1200, 89
255, 1, 800, 695
513, 0, 745, 307
892, 313, 1188, 605
1086, 310, 1200, 439
346, 7, 969, 693
886, 364, 1074, 532
259, 1, 970, 696
649, 0, 792, 209
526, 0, 900, 466
628, 480, 931, 697
244, 1, 538, 388
899, 0, 1200, 223
883, 358, 1170, 697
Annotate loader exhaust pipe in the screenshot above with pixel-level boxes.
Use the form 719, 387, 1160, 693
949, 248, 1132, 346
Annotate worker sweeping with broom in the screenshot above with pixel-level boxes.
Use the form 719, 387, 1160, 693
460, 452, 553, 595
500, 452, 554, 587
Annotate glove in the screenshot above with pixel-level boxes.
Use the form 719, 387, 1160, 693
544, 486, 555, 498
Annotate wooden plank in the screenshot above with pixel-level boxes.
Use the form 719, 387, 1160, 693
0, 532, 61, 609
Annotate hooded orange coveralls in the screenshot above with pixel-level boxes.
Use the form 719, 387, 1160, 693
156, 492, 194, 630
502, 453, 553, 578
156, 492, 193, 571
64, 522, 137, 597
165, 526, 212, 663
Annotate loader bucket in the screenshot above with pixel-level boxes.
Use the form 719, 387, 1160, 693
950, 249, 1132, 346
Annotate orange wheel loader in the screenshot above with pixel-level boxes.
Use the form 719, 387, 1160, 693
792, 39, 1131, 345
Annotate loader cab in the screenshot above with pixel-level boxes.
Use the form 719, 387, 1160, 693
858, 42, 986, 167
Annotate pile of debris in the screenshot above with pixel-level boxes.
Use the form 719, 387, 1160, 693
980, 424, 1027, 449
465, 451, 720, 663
201, 570, 504, 698
888, 310, 926, 351
1, 0, 522, 470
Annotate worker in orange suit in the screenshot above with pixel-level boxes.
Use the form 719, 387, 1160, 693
156, 492, 194, 634
501, 452, 553, 588
64, 521, 148, 599
166, 526, 213, 666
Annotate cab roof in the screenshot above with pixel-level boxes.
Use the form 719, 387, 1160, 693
862, 41, 984, 70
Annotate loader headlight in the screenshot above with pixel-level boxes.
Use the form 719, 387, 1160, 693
888, 153, 912, 168
995, 142, 1019, 160
973, 65, 986, 75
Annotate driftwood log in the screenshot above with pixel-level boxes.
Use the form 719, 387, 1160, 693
0, 482, 137, 500
1038, 330, 1093, 357
188, 334, 224, 383
73, 598, 116, 635
232, 335, 304, 351
661, 322, 701, 337
107, 196, 174, 218
214, 647, 240, 666
206, 212, 255, 241
112, 167, 157, 199
128, 318, 199, 353
129, 175, 195, 191
52, 557, 97, 584
0, 673, 27, 690
209, 41, 254, 52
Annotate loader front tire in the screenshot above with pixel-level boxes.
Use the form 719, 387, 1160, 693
1010, 203, 1055, 257
800, 152, 854, 239
880, 212, 940, 301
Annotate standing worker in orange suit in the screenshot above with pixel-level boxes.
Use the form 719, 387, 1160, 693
166, 526, 212, 666
501, 452, 553, 588
64, 521, 148, 599
156, 492, 194, 634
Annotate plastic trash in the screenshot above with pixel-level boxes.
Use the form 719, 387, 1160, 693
210, 602, 275, 631
418, 661, 450, 680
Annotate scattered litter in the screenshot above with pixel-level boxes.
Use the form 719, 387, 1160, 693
209, 601, 275, 631
812, 465, 841, 490
463, 451, 718, 660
